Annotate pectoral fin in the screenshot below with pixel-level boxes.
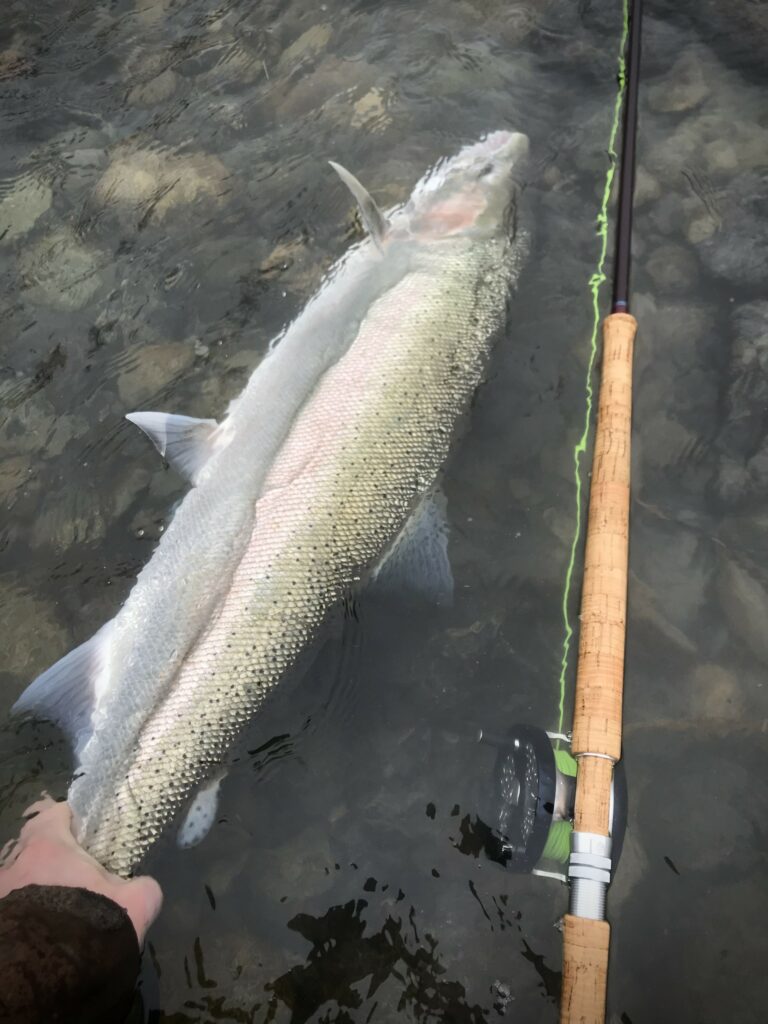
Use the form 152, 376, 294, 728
329, 161, 390, 248
126, 412, 223, 484
373, 491, 454, 606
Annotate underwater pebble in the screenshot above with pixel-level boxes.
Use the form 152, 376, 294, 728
645, 243, 699, 293
0, 455, 37, 506
637, 297, 714, 378
20, 229, 103, 311
696, 174, 768, 287
93, 148, 230, 226
717, 551, 768, 666
0, 179, 52, 242
686, 215, 717, 245
205, 848, 251, 900
277, 56, 357, 119
65, 148, 108, 174
1, 397, 89, 459
278, 23, 332, 69
629, 573, 697, 656
495, 2, 541, 45
257, 237, 318, 295
132, 0, 175, 29
647, 48, 709, 113
0, 48, 31, 81
703, 138, 738, 175
127, 67, 179, 106
111, 465, 153, 521
714, 301, 768, 503
0, 581, 67, 680
351, 88, 391, 131
117, 342, 196, 406
690, 663, 745, 721
633, 522, 712, 648
256, 827, 336, 902
636, 413, 696, 478
30, 484, 107, 550
633, 166, 661, 207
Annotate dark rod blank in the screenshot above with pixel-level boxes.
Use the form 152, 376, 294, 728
611, 0, 644, 315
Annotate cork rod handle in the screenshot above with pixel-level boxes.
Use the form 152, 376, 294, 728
561, 312, 637, 1024
561, 916, 611, 1024
573, 311, 636, 834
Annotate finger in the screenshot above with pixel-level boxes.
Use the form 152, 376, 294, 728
0, 838, 19, 868
120, 875, 164, 944
19, 798, 74, 842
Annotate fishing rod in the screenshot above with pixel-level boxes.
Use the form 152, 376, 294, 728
430, 2, 641, 1017
467, 2, 642, 1020
560, 0, 643, 1019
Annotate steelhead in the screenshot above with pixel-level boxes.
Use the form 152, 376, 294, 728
13, 131, 529, 876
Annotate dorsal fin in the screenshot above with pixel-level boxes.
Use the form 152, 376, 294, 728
126, 412, 222, 484
329, 160, 390, 248
12, 622, 113, 760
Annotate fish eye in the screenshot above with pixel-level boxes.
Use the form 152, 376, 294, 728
478, 161, 494, 178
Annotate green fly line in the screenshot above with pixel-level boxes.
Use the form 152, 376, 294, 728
556, 0, 631, 737
542, 749, 579, 864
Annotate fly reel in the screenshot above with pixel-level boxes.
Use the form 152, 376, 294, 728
479, 723, 626, 878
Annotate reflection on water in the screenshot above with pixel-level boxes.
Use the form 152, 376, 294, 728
1, 0, 767, 1021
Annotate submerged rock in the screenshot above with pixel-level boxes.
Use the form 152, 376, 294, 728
0, 178, 53, 243
633, 166, 661, 208
689, 663, 746, 721
278, 24, 332, 70
717, 550, 768, 667
645, 243, 699, 294
647, 48, 710, 114
255, 826, 336, 902
0, 396, 89, 459
0, 581, 67, 680
0, 455, 37, 507
703, 138, 738, 175
0, 48, 31, 81
117, 341, 196, 406
30, 482, 108, 550
122, 47, 181, 106
715, 302, 768, 504
351, 88, 392, 132
696, 173, 768, 287
127, 67, 179, 107
92, 148, 231, 228
277, 55, 368, 120
20, 229, 103, 311
631, 519, 713, 652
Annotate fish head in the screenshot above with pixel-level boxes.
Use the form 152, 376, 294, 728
403, 131, 529, 241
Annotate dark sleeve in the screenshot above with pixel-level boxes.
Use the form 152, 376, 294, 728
0, 883, 140, 1024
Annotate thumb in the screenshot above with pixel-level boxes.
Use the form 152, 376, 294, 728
120, 875, 163, 945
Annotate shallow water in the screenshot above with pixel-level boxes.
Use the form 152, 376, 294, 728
1, 0, 767, 1020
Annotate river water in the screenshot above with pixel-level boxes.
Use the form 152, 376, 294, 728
1, 0, 767, 1021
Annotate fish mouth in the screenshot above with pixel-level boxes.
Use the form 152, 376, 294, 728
480, 130, 530, 166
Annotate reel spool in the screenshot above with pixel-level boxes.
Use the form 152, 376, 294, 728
479, 724, 626, 878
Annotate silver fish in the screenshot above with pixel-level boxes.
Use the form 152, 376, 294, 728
13, 131, 529, 876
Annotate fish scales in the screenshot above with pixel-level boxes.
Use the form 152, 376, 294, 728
13, 132, 529, 875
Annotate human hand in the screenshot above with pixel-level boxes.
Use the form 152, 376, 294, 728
0, 797, 162, 944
